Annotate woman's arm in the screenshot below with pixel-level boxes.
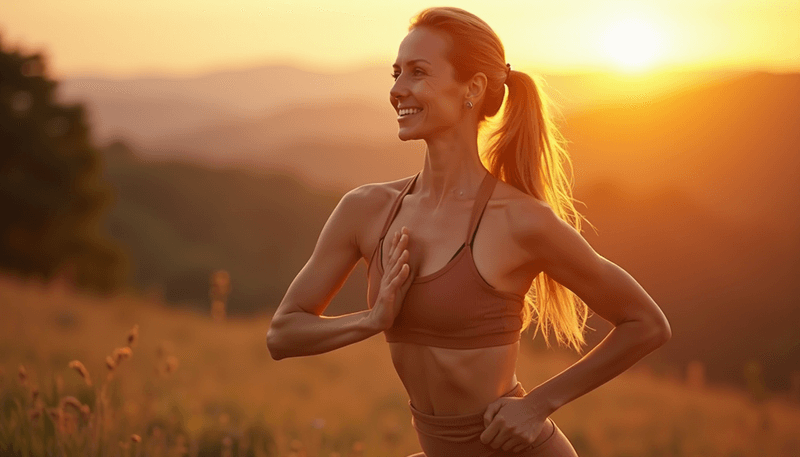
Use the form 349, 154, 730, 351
267, 185, 384, 360
481, 199, 671, 451
520, 200, 672, 412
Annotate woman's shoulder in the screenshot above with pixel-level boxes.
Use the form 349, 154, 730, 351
344, 174, 418, 211
492, 179, 557, 240
492, 178, 552, 215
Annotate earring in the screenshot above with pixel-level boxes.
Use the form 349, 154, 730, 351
466, 100, 473, 109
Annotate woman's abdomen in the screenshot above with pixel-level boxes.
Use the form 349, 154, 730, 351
388, 341, 520, 415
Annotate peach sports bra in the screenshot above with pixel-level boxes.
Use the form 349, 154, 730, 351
367, 170, 526, 349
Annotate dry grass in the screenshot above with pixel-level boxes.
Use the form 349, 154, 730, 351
1, 274, 799, 456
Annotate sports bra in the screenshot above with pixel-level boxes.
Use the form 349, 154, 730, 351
367, 169, 526, 349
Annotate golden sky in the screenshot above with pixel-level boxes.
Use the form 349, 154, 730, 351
1, 0, 798, 78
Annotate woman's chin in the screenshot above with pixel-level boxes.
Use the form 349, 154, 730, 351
397, 128, 423, 142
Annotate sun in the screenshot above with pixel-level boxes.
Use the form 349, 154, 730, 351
602, 17, 664, 72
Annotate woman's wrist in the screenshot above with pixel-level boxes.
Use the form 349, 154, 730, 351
364, 308, 390, 333
522, 385, 561, 417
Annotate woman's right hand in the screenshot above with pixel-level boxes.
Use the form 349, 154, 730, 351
369, 227, 413, 331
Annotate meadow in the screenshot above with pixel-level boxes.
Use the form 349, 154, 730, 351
1, 273, 799, 457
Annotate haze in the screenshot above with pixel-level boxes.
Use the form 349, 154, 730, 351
2, 0, 799, 78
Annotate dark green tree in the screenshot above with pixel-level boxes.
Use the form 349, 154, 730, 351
0, 36, 127, 292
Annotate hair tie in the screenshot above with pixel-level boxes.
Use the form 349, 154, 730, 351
505, 63, 512, 83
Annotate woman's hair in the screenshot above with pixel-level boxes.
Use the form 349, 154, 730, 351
410, 7, 592, 353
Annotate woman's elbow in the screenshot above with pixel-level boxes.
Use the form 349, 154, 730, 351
649, 316, 672, 346
266, 318, 288, 360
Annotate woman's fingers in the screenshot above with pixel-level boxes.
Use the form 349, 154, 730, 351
384, 228, 411, 289
391, 263, 409, 287
389, 229, 408, 268
388, 249, 408, 279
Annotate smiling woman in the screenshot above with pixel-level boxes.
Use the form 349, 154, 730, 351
267, 6, 671, 457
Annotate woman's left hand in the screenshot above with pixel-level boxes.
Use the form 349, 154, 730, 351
480, 394, 551, 452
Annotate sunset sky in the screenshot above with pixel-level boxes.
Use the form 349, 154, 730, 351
1, 0, 798, 78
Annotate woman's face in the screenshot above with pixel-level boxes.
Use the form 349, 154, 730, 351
390, 27, 469, 141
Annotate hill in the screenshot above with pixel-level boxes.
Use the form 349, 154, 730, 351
102, 141, 358, 313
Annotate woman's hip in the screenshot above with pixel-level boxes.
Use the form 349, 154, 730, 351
407, 383, 578, 456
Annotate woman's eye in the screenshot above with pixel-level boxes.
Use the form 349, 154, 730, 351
391, 68, 425, 81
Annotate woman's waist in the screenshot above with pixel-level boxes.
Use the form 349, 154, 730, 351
389, 341, 519, 416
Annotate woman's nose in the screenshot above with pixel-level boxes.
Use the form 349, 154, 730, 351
389, 76, 408, 101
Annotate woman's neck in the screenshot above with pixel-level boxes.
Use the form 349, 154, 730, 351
417, 126, 487, 209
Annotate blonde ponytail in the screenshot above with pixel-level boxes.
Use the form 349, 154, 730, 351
485, 70, 591, 353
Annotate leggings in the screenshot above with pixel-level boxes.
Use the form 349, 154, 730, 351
406, 383, 578, 457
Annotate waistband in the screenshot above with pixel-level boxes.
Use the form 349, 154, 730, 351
408, 382, 527, 431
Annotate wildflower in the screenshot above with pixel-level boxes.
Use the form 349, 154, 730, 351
112, 347, 133, 365
106, 356, 116, 371
127, 324, 139, 348
68, 360, 92, 387
30, 386, 39, 403
131, 434, 142, 443
59, 396, 83, 412
18, 364, 27, 385
80, 404, 91, 422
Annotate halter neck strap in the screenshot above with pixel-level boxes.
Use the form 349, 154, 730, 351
379, 172, 420, 240
465, 169, 496, 244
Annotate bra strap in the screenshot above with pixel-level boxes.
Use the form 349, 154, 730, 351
379, 172, 420, 240
465, 169, 497, 244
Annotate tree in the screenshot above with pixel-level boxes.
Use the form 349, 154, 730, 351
0, 35, 127, 292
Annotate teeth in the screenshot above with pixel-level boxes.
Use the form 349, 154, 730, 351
399, 108, 422, 116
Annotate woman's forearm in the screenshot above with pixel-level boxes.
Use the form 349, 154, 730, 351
267, 308, 382, 360
531, 319, 670, 414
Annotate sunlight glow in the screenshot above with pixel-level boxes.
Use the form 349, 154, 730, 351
601, 17, 665, 72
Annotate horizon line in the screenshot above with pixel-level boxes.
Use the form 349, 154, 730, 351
54, 60, 800, 81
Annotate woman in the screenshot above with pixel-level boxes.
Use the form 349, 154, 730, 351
267, 7, 671, 456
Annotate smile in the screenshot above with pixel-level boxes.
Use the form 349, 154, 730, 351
398, 108, 423, 118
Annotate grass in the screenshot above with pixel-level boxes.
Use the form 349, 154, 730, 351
1, 273, 799, 456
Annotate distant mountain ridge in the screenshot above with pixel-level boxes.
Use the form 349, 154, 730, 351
58, 64, 744, 146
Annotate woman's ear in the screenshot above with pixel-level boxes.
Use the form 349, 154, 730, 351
466, 72, 488, 107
